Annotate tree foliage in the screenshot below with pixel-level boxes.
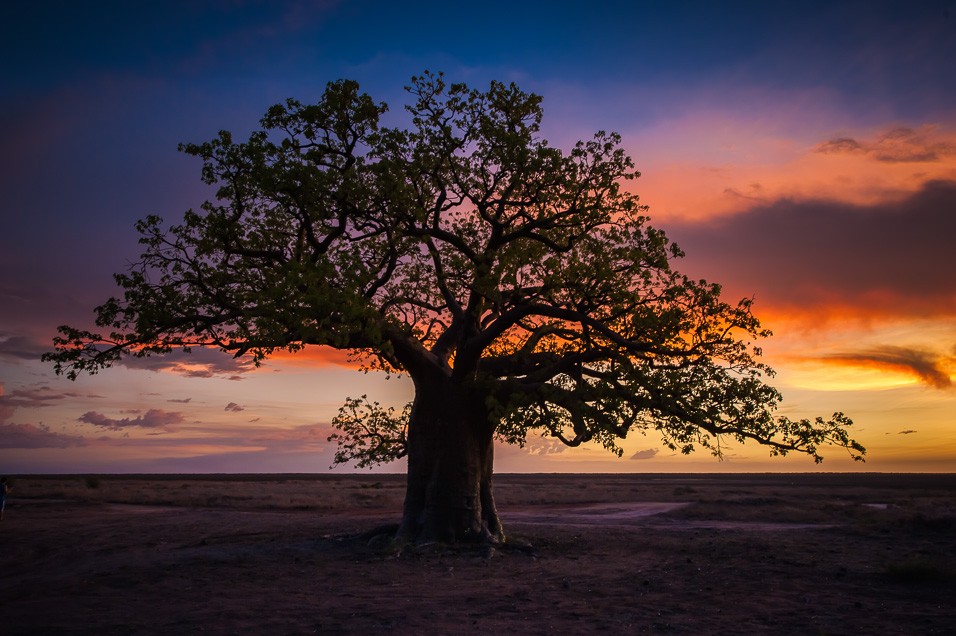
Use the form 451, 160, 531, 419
46, 72, 865, 466
329, 396, 409, 469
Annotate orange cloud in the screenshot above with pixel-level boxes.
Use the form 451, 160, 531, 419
824, 346, 953, 390
269, 345, 366, 369
631, 122, 956, 222
816, 126, 956, 164
108, 343, 367, 376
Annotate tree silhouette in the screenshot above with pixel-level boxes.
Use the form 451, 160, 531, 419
46, 73, 864, 544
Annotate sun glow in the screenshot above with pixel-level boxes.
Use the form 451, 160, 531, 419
783, 361, 922, 392
631, 120, 956, 222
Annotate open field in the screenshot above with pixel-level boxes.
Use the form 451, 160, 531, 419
2, 473, 954, 634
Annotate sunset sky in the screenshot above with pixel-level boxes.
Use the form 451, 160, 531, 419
2, 1, 954, 474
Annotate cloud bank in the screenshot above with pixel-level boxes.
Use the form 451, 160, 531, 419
669, 179, 956, 320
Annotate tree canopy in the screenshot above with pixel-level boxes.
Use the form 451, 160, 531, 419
47, 73, 863, 541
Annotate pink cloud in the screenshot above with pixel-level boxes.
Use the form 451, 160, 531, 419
249, 422, 330, 444
0, 422, 87, 448
0, 385, 69, 409
78, 409, 184, 431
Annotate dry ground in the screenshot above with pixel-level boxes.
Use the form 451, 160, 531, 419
2, 473, 954, 635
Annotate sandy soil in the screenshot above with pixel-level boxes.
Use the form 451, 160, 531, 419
2, 473, 954, 635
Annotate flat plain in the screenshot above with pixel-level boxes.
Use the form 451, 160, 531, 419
2, 473, 954, 635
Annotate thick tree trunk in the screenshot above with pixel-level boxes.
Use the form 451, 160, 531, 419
396, 377, 504, 544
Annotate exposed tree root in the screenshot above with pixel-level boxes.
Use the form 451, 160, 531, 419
353, 522, 536, 559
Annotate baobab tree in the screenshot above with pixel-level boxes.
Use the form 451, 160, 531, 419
46, 73, 864, 545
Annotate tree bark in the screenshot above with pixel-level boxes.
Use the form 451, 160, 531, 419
396, 376, 504, 544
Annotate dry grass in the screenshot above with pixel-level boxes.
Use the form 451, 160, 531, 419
12, 473, 407, 511
4, 473, 954, 634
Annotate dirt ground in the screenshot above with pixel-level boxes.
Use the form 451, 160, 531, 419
2, 473, 954, 635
